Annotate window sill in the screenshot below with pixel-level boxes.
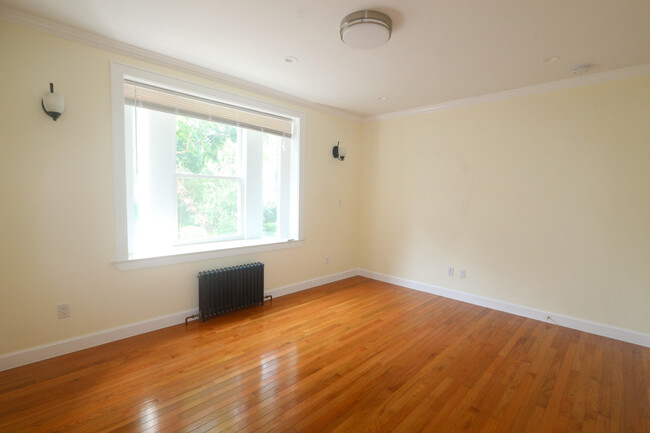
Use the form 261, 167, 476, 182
113, 238, 303, 270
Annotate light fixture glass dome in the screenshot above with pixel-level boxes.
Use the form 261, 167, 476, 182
42, 83, 65, 121
340, 10, 392, 49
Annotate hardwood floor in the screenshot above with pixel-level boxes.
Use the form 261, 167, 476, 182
0, 276, 648, 432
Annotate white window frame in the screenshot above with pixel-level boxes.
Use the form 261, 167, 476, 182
111, 62, 304, 270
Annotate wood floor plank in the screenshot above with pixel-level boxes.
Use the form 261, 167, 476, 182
0, 276, 648, 432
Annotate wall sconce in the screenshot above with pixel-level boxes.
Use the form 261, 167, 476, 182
332, 141, 347, 161
42, 83, 64, 121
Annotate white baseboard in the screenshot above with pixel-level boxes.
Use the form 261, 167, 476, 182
358, 269, 650, 348
0, 309, 198, 372
265, 269, 360, 298
0, 269, 360, 372
3, 268, 647, 371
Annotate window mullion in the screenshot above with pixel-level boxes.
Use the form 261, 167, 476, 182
278, 136, 292, 238
243, 129, 263, 239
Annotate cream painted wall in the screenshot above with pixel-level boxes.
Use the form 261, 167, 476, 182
360, 76, 650, 335
0, 22, 361, 354
2, 18, 649, 358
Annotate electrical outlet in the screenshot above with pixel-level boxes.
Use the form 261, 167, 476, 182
325, 256, 329, 264
447, 267, 454, 277
57, 303, 70, 319
459, 269, 467, 279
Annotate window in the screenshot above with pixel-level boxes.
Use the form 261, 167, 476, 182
111, 64, 303, 269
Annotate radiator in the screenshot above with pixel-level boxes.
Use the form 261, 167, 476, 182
198, 263, 265, 321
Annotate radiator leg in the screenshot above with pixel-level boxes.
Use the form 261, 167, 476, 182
185, 313, 200, 325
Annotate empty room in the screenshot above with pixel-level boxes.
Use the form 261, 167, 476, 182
0, 1, 648, 432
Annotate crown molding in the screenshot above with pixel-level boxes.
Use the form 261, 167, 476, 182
3, 6, 650, 126
0, 6, 362, 123
364, 62, 650, 123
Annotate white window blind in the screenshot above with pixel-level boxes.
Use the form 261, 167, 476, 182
124, 80, 293, 138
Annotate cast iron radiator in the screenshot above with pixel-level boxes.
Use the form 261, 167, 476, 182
198, 262, 265, 321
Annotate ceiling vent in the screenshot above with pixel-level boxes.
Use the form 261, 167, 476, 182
572, 64, 593, 75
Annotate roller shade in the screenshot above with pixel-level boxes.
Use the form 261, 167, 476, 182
124, 80, 293, 138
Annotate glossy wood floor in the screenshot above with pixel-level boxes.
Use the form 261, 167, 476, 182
1, 277, 648, 432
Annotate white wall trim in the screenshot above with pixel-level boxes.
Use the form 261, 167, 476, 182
3, 268, 647, 371
364, 63, 650, 123
3, 6, 650, 125
0, 6, 361, 123
358, 269, 650, 348
114, 240, 306, 270
265, 269, 360, 298
0, 269, 359, 372
0, 309, 198, 372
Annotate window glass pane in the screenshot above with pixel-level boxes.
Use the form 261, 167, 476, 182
176, 116, 239, 176
177, 177, 240, 241
262, 134, 280, 237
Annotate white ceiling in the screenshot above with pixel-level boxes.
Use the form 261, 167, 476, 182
2, 0, 650, 118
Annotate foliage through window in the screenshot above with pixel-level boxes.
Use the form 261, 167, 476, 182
175, 117, 241, 241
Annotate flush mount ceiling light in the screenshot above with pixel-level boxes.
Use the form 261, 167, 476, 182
340, 10, 392, 49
